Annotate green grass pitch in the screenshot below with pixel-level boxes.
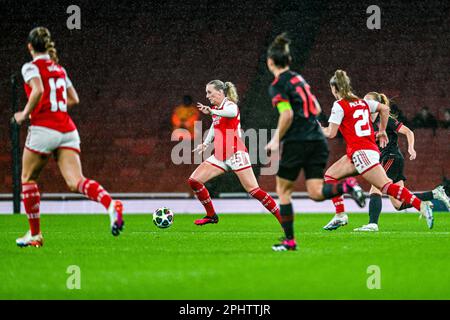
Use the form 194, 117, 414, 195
1, 212, 449, 299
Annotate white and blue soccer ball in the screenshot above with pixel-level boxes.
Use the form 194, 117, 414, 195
153, 207, 174, 229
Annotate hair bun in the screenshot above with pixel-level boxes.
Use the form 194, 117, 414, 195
273, 33, 291, 48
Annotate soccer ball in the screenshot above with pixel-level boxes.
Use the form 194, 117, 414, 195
153, 207, 174, 229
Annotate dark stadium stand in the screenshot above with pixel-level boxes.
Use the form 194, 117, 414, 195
0, 0, 448, 194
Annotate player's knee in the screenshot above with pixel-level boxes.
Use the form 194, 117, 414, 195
276, 185, 291, 200
309, 188, 323, 201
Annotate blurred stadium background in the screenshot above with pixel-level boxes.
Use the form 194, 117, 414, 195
0, 0, 448, 212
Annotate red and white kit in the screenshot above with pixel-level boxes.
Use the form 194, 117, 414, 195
328, 98, 380, 174
22, 54, 80, 155
205, 98, 250, 172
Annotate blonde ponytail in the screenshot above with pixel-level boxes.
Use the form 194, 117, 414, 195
330, 69, 359, 100
366, 91, 395, 118
224, 82, 239, 103
46, 40, 59, 64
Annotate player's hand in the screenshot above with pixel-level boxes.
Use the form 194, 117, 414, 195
408, 148, 417, 160
192, 143, 208, 154
376, 131, 389, 148
12, 111, 27, 125
265, 139, 279, 154
197, 103, 212, 115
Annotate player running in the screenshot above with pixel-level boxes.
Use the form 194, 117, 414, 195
188, 80, 282, 226
321, 70, 434, 231
264, 34, 366, 251
353, 92, 450, 231
13, 27, 124, 247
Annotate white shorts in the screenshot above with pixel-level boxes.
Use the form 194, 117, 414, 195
206, 151, 252, 172
25, 126, 81, 155
351, 149, 380, 174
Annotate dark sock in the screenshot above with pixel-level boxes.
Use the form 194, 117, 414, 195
368, 194, 382, 224
322, 183, 345, 199
415, 191, 433, 201
398, 191, 434, 210
280, 203, 294, 240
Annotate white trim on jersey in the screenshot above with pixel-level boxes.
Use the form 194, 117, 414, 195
62, 67, 73, 88
364, 99, 380, 113
21, 63, 41, 83
328, 101, 344, 125
33, 54, 51, 61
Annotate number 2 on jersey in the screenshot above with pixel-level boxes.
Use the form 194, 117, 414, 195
49, 78, 67, 112
353, 109, 371, 137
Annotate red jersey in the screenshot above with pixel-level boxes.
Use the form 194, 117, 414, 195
211, 98, 247, 161
328, 98, 380, 158
22, 55, 76, 133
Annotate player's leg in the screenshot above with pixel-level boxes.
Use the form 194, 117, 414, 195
321, 156, 364, 230
234, 167, 281, 223
188, 159, 225, 225
323, 154, 364, 205
272, 175, 297, 251
269, 142, 301, 250
361, 163, 434, 229
56, 148, 124, 236
354, 185, 381, 232
16, 149, 49, 247
395, 183, 450, 211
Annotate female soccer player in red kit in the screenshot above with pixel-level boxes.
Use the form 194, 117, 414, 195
13, 27, 124, 247
188, 80, 282, 226
321, 70, 434, 230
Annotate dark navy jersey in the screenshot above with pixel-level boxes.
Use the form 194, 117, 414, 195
268, 70, 325, 142
373, 116, 403, 158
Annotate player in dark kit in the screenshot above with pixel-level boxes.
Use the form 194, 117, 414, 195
353, 92, 450, 231
264, 33, 366, 251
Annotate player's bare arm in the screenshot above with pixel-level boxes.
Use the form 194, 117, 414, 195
14, 77, 43, 125
398, 125, 416, 160
67, 86, 80, 108
321, 122, 339, 139
375, 103, 389, 148
265, 105, 293, 152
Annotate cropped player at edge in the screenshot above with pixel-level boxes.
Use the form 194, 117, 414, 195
188, 80, 282, 226
353, 92, 450, 232
321, 70, 434, 231
14, 27, 124, 247
265, 34, 366, 252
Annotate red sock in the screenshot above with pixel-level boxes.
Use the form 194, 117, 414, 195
22, 182, 41, 236
324, 175, 345, 214
77, 178, 112, 210
332, 196, 345, 214
382, 182, 421, 211
249, 187, 281, 223
188, 178, 216, 217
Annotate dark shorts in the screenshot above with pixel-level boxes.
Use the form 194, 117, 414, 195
381, 153, 406, 183
277, 140, 329, 181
